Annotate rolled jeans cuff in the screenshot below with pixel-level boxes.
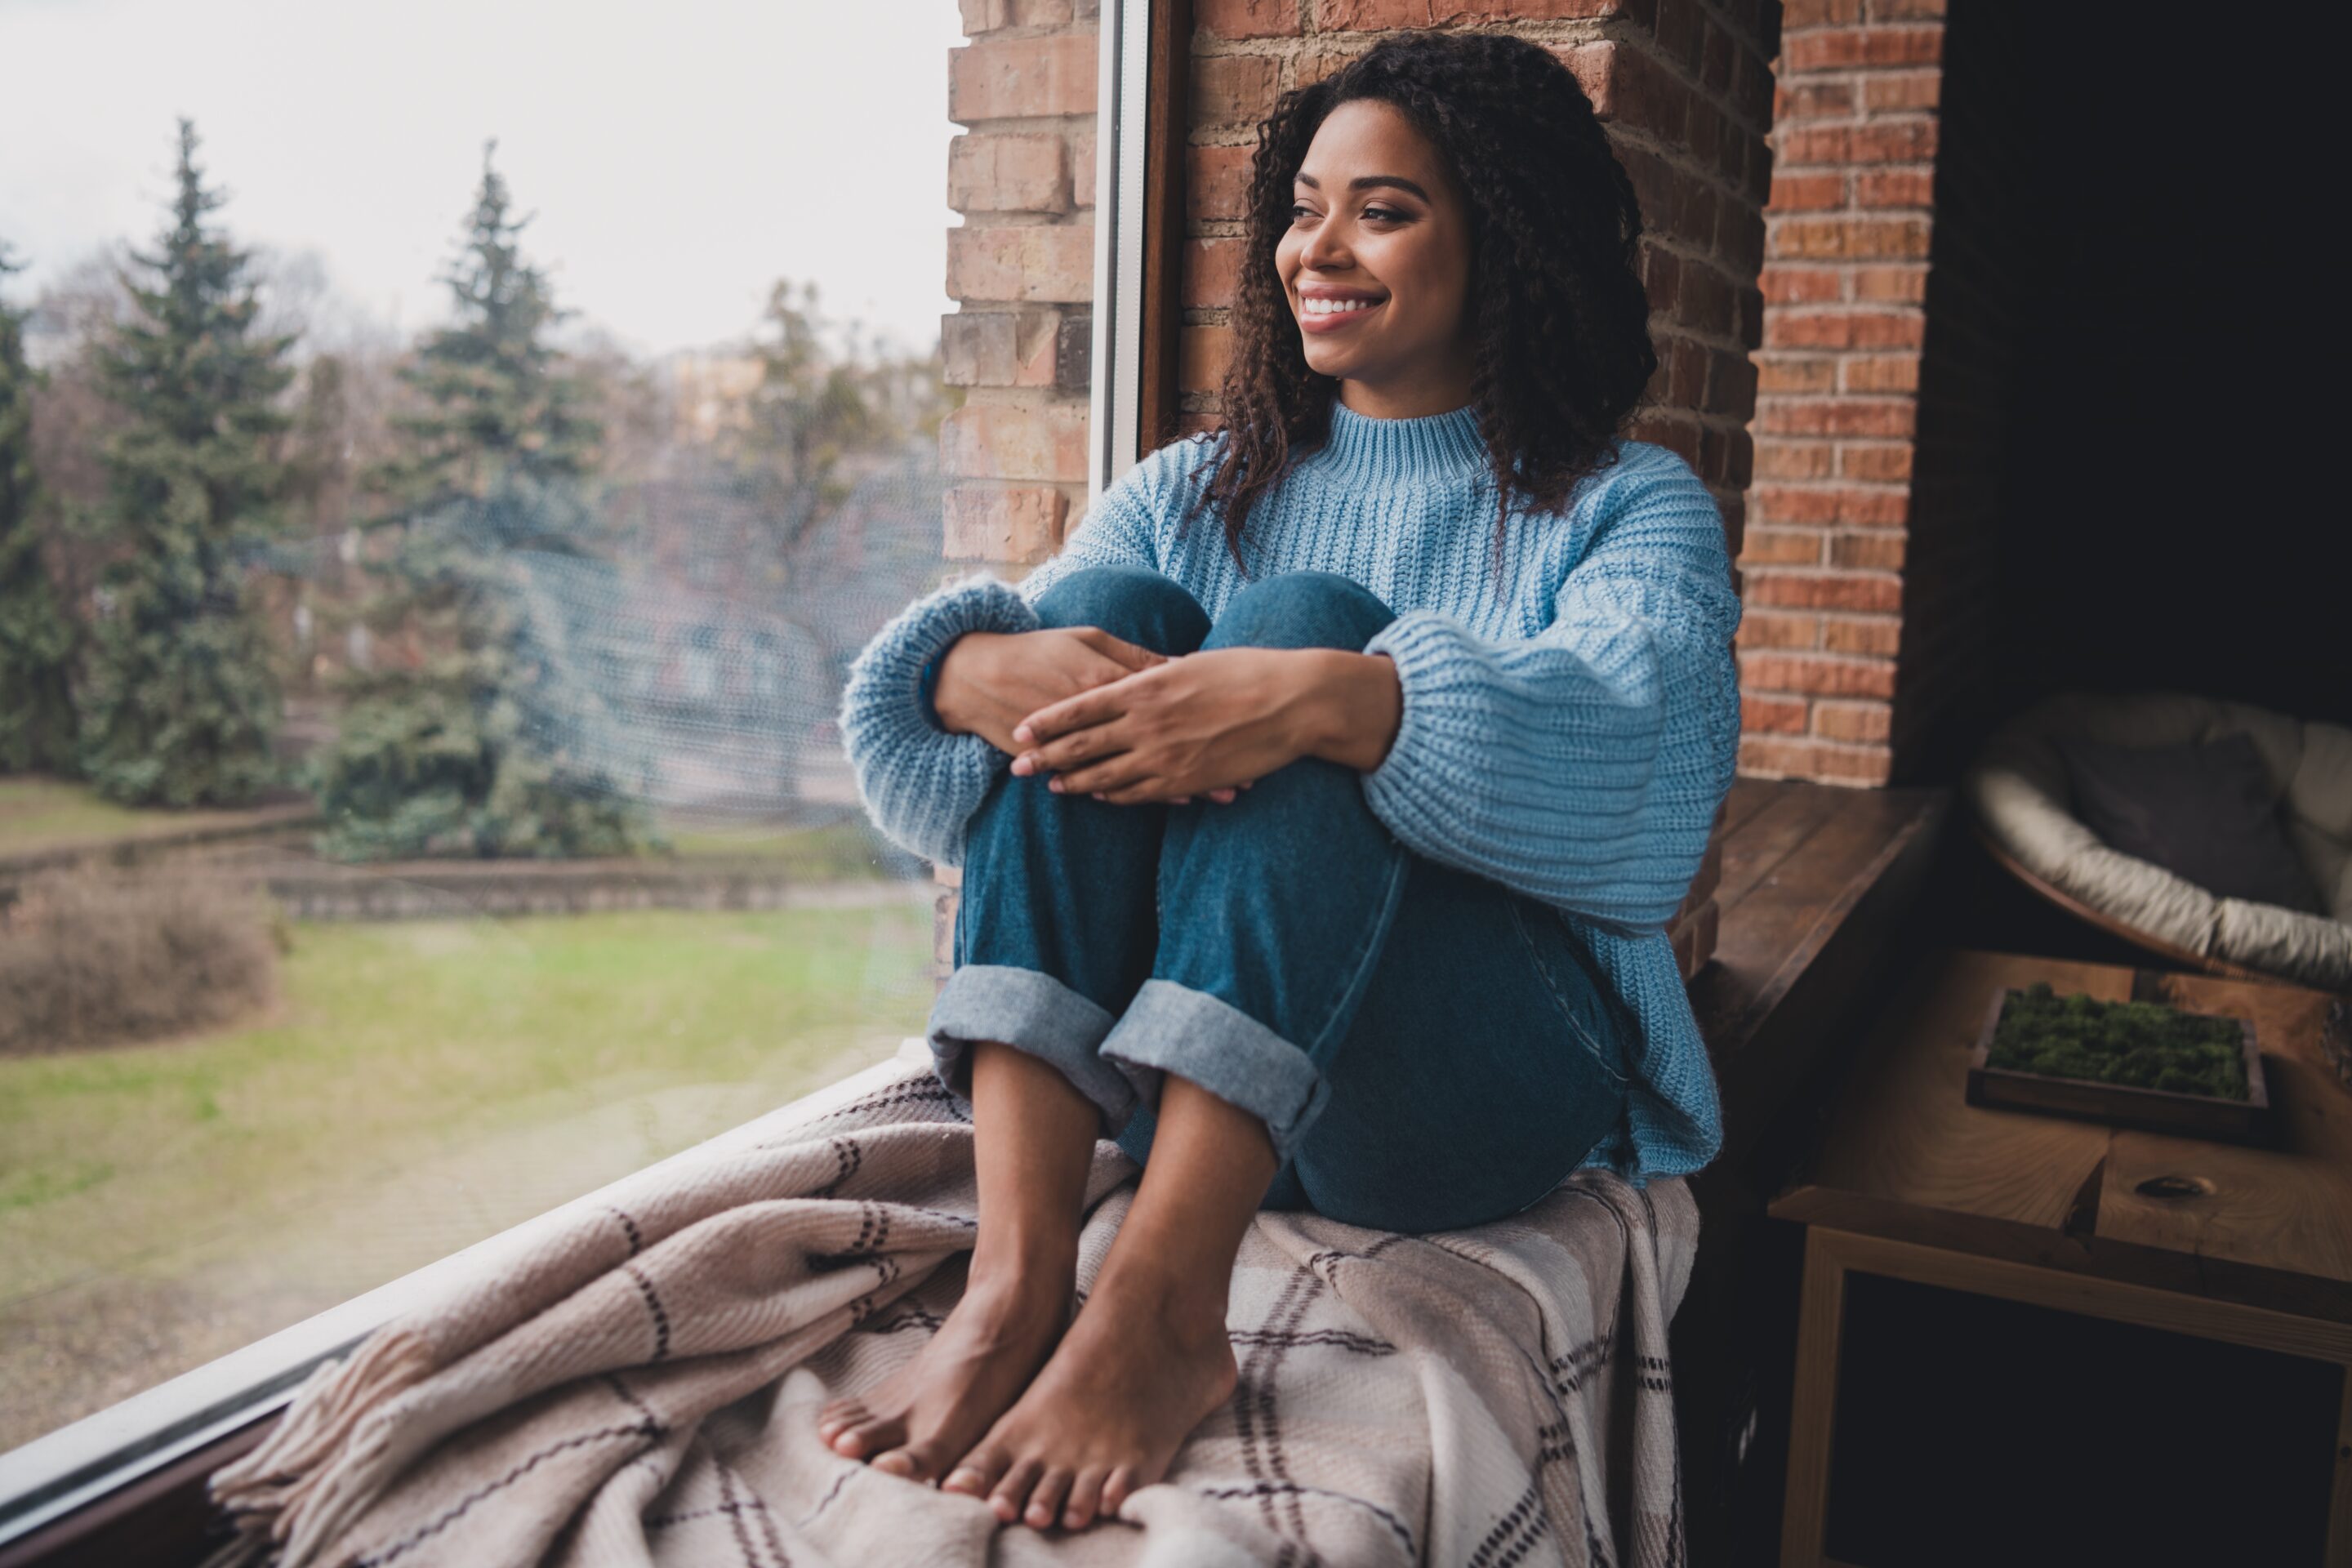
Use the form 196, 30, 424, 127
929, 964, 1133, 1133
1099, 978, 1330, 1163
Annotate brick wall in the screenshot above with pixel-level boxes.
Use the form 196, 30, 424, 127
1743, 0, 2012, 785
935, 0, 1104, 963
1183, 0, 1780, 978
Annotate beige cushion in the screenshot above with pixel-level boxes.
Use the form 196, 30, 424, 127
1965, 691, 2352, 991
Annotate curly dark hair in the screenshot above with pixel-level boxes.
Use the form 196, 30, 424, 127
1195, 31, 1656, 559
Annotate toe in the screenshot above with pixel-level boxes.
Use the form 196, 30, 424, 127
875, 1438, 952, 1485
1062, 1467, 1109, 1530
831, 1414, 902, 1460
1024, 1468, 1074, 1530
990, 1456, 1045, 1525
1100, 1465, 1138, 1520
815, 1399, 865, 1442
942, 1446, 1007, 1500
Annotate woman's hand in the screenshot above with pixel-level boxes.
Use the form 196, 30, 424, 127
933, 627, 1167, 756
1009, 648, 1403, 805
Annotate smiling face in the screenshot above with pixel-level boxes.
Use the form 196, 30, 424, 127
1276, 98, 1477, 419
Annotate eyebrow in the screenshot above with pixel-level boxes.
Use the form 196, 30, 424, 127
1294, 172, 1432, 201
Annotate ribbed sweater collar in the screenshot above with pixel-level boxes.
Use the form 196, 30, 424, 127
1312, 402, 1487, 486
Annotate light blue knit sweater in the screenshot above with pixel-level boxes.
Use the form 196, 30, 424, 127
840, 403, 1742, 1179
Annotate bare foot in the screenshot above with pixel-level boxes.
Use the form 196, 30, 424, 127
940, 1264, 1236, 1530
817, 1258, 1071, 1484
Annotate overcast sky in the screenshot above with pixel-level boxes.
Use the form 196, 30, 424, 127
0, 0, 969, 358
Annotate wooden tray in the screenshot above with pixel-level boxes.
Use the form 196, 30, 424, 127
1963, 987, 2270, 1143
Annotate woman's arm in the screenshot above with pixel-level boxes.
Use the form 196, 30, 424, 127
1011, 446, 1740, 927
835, 450, 1175, 865
1358, 450, 1741, 928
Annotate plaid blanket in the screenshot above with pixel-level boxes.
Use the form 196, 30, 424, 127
210, 1054, 1697, 1568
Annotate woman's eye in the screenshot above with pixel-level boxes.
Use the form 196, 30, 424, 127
1289, 203, 1317, 224
1361, 204, 1406, 225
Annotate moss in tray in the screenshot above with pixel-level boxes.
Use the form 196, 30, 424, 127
1986, 982, 2248, 1100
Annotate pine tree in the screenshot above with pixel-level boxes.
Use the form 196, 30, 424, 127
77, 122, 293, 806
311, 145, 648, 860
0, 244, 79, 773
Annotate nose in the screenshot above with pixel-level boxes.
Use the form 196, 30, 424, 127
1301, 215, 1351, 274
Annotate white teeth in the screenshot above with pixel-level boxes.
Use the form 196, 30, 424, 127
1303, 296, 1378, 315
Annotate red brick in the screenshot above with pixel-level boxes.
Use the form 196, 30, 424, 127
1783, 25, 1942, 72
1840, 352, 1919, 393
1197, 0, 1300, 37
1768, 172, 1845, 212
1812, 698, 1891, 742
1762, 267, 1843, 305
1182, 237, 1244, 309
1757, 357, 1836, 395
1667, 338, 1708, 406
941, 311, 1060, 387
1738, 735, 1892, 785
1852, 264, 1929, 302
1830, 531, 1907, 569
1775, 79, 1855, 123
1763, 307, 1924, 349
1708, 350, 1759, 416
1779, 119, 1937, 167
1780, 0, 1861, 23
1740, 652, 1898, 698
1072, 123, 1096, 207
1701, 426, 1755, 489
1848, 120, 1939, 163
1755, 439, 1834, 479
1750, 486, 1841, 526
1627, 412, 1702, 468
948, 225, 1095, 303
1187, 144, 1254, 222
1313, 0, 1628, 25
1744, 693, 1811, 734
1869, 0, 1947, 19
1642, 247, 1683, 315
1834, 488, 1910, 527
1755, 398, 1916, 438
948, 134, 1069, 214
1192, 53, 1280, 127
942, 399, 1090, 483
1740, 527, 1826, 565
1736, 610, 1824, 650
1771, 215, 1931, 261
1298, 46, 1368, 87
1837, 443, 1913, 482
951, 35, 1098, 123
1745, 569, 1902, 612
1855, 168, 1935, 208
1821, 615, 1902, 656
1863, 69, 1941, 113
944, 483, 1069, 562
1179, 324, 1232, 392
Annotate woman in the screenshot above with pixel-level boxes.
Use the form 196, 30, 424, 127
820, 29, 1740, 1534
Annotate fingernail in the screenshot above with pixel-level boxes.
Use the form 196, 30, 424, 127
1013, 724, 1033, 742
1010, 756, 1031, 776
1047, 777, 1063, 793
1092, 792, 1106, 801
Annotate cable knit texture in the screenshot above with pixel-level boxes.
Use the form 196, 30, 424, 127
840, 404, 1742, 1179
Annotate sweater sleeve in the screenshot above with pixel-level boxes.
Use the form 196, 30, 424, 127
836, 452, 1174, 866
1359, 445, 1742, 928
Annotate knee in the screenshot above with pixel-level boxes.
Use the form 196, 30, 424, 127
1032, 565, 1209, 657
1205, 572, 1396, 653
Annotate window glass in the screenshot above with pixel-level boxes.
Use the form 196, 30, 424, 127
0, 0, 1003, 1451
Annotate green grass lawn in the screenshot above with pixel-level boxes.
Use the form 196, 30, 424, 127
0, 776, 265, 854
0, 900, 936, 1310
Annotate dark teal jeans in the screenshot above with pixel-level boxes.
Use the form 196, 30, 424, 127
928, 564, 1631, 1233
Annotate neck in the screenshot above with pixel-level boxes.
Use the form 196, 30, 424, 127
1337, 361, 1476, 420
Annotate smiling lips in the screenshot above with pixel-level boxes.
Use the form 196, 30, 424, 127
1298, 292, 1385, 332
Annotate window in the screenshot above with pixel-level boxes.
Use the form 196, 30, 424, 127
0, 1, 1076, 1494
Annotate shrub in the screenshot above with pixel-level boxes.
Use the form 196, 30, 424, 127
0, 872, 278, 1053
